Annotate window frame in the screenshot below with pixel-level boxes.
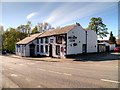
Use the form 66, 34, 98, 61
56, 45, 60, 55
37, 45, 39, 52
37, 39, 39, 44
41, 45, 44, 53
56, 35, 62, 44
41, 38, 43, 44
45, 37, 48, 43
45, 45, 48, 53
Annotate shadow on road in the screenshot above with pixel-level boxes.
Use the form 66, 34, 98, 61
66, 52, 119, 62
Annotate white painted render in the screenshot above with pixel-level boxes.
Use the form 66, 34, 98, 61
16, 25, 98, 58
87, 29, 98, 53
67, 26, 86, 55
109, 44, 115, 51
37, 36, 66, 58
99, 42, 115, 51
16, 39, 37, 56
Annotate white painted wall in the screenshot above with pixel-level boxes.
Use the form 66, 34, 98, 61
38, 37, 52, 56
110, 44, 115, 51
87, 29, 97, 53
67, 26, 86, 55
16, 26, 98, 57
99, 42, 115, 51
99, 42, 109, 46
38, 36, 66, 58
16, 39, 37, 56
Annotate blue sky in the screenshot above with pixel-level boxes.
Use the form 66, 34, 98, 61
1, 2, 118, 40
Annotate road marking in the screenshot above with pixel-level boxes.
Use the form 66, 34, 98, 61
48, 70, 72, 76
37, 85, 41, 88
101, 79, 120, 84
10, 74, 18, 77
48, 70, 62, 75
66, 63, 70, 64
63, 73, 72, 76
27, 63, 35, 65
19, 64, 23, 65
39, 69, 46, 71
38, 68, 72, 76
9, 68, 13, 70
116, 66, 119, 68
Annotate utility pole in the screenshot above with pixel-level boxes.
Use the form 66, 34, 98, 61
85, 31, 87, 53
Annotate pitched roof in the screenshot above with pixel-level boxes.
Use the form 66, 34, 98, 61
16, 24, 81, 45
38, 24, 77, 38
98, 40, 115, 44
16, 33, 42, 45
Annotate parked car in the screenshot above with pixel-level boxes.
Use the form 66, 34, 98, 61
114, 47, 120, 52
2, 50, 7, 55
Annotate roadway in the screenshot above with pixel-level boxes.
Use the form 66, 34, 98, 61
0, 55, 119, 88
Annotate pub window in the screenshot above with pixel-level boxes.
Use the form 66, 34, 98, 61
19, 45, 21, 52
37, 45, 39, 52
45, 37, 48, 43
41, 38, 43, 43
41, 45, 44, 53
45, 45, 48, 53
17, 45, 20, 52
56, 35, 62, 44
37, 39, 39, 44
50, 39, 54, 43
22, 45, 24, 53
56, 45, 60, 55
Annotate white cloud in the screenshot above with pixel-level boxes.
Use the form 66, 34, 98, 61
44, 2, 117, 27
26, 12, 38, 20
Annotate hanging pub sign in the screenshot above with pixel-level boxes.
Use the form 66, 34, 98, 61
68, 35, 77, 42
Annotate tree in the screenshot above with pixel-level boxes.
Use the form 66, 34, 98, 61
109, 31, 116, 44
26, 21, 32, 36
88, 17, 109, 39
31, 26, 39, 34
17, 25, 27, 33
2, 28, 27, 53
17, 21, 32, 35
37, 22, 53, 32
0, 25, 4, 52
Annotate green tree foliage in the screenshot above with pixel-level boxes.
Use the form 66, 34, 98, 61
26, 21, 32, 36
2, 28, 27, 53
88, 17, 109, 39
109, 31, 116, 44
17, 25, 27, 33
0, 25, 4, 52
16, 21, 32, 35
38, 22, 53, 32
31, 26, 39, 34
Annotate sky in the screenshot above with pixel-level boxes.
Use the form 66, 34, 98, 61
1, 2, 118, 40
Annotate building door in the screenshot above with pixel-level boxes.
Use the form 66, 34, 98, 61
49, 44, 52, 57
82, 44, 87, 53
106, 46, 110, 52
29, 44, 35, 57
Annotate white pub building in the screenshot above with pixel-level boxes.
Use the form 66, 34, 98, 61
16, 23, 97, 58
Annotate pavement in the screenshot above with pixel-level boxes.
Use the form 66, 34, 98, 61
7, 54, 69, 62
0, 53, 119, 88
6, 52, 120, 62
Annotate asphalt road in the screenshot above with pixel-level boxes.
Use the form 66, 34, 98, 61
0, 54, 119, 88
